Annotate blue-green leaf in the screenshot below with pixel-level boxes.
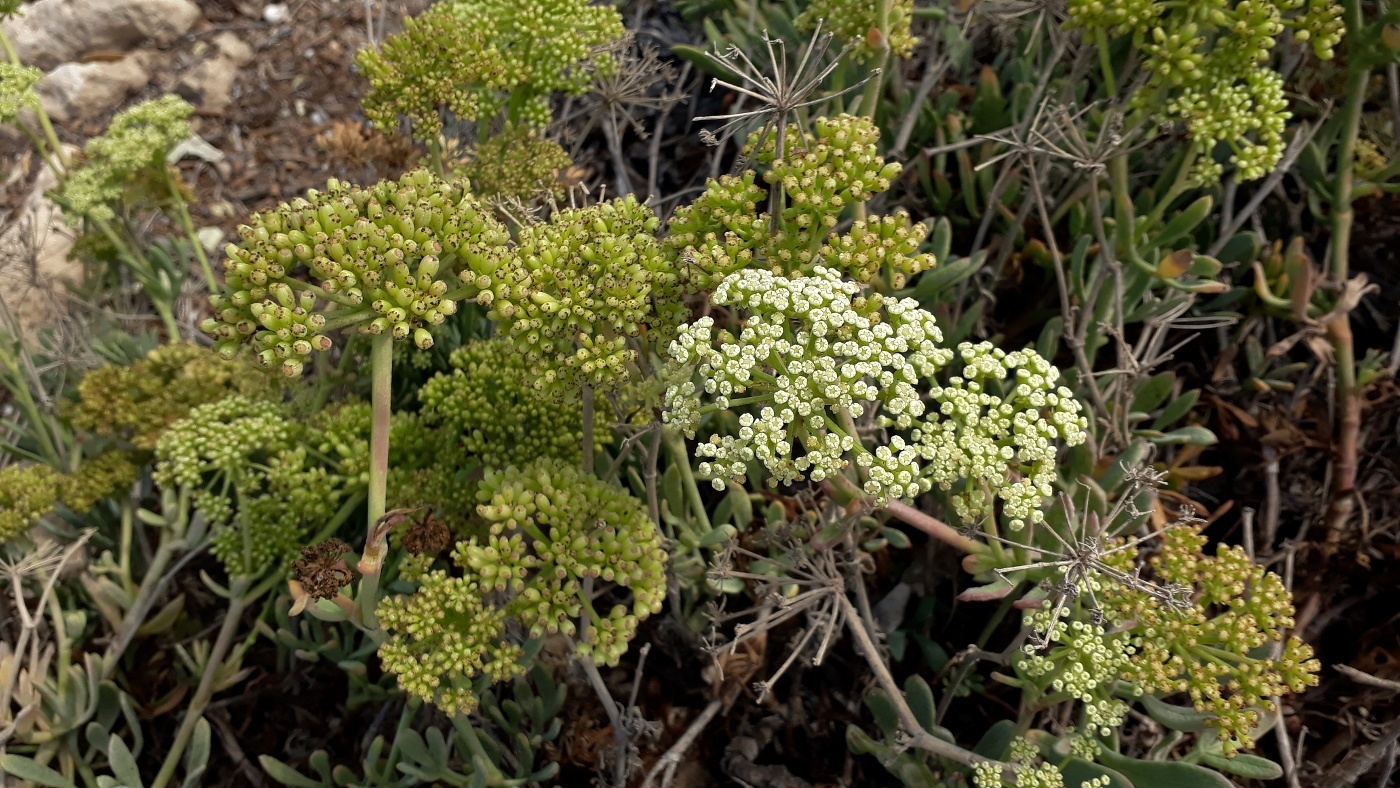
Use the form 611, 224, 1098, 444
0, 755, 78, 788
1098, 749, 1233, 788
1199, 752, 1282, 780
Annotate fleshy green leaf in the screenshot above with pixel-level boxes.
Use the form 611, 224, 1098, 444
973, 719, 1017, 760
904, 675, 936, 733
108, 733, 144, 787
1060, 756, 1133, 788
1098, 749, 1234, 788
1138, 694, 1210, 732
0, 755, 78, 788
1199, 752, 1283, 780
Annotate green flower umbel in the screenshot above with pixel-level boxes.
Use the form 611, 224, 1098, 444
56, 95, 193, 223
203, 169, 510, 375
464, 459, 667, 665
378, 459, 665, 714
418, 338, 608, 469
481, 195, 686, 397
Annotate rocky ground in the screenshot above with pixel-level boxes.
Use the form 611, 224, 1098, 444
0, 0, 424, 334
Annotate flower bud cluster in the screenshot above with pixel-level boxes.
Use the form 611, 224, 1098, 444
667, 115, 931, 288
0, 464, 62, 543
57, 95, 193, 222
377, 569, 525, 715
482, 195, 686, 396
213, 446, 345, 577
464, 459, 667, 665
418, 338, 606, 469
358, 0, 622, 136
154, 397, 297, 511
0, 63, 40, 122
663, 266, 953, 504
1066, 0, 1343, 183
65, 343, 272, 452
915, 342, 1088, 530
470, 0, 625, 120
1163, 68, 1288, 183
61, 451, 141, 513
821, 213, 933, 290
356, 4, 506, 140
795, 0, 917, 60
664, 171, 769, 292
204, 169, 509, 375
456, 124, 571, 200
155, 396, 358, 576
310, 401, 478, 530
1097, 525, 1321, 755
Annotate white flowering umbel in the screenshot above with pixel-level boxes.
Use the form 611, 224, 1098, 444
664, 266, 952, 504
916, 342, 1088, 530
664, 268, 1088, 522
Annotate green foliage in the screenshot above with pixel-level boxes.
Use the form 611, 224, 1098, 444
260, 668, 564, 786
56, 95, 193, 222
205, 169, 510, 374
481, 195, 686, 397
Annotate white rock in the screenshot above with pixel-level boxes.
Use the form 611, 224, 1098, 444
262, 3, 289, 24
175, 32, 255, 115
0, 159, 80, 337
2, 0, 202, 71
37, 52, 155, 125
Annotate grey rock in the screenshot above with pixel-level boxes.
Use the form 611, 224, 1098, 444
2, 0, 201, 71
37, 52, 155, 124
176, 32, 255, 114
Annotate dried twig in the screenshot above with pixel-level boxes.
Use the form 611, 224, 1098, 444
1335, 664, 1400, 694
640, 699, 723, 788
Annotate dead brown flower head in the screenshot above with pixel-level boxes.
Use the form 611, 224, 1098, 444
292, 538, 353, 601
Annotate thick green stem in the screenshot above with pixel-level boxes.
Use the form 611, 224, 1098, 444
368, 334, 393, 535
582, 384, 595, 476
163, 167, 215, 289
662, 430, 711, 531
858, 0, 894, 119
150, 576, 250, 788
357, 333, 393, 628
1325, 0, 1369, 541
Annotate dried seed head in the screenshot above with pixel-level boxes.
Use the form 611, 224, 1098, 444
401, 514, 451, 556
292, 538, 354, 600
